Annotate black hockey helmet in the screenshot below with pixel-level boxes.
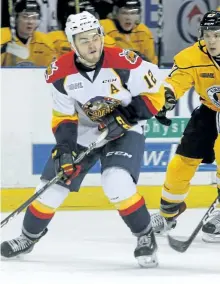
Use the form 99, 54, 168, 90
15, 0, 41, 17
199, 10, 220, 37
114, 0, 141, 12
57, 0, 95, 30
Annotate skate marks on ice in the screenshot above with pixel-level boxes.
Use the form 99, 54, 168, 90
1, 210, 220, 277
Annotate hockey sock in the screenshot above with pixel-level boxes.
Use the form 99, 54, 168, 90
22, 200, 56, 239
116, 193, 151, 234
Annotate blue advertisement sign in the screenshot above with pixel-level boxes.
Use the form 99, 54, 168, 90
32, 143, 216, 175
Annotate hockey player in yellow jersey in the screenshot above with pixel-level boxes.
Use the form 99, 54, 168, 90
48, 0, 116, 58
100, 0, 158, 64
1, 0, 56, 67
151, 11, 220, 243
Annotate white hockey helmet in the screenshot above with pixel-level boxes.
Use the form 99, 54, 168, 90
65, 11, 104, 46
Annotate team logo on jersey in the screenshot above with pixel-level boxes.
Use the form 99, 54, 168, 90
45, 60, 58, 80
207, 86, 220, 108
119, 49, 138, 64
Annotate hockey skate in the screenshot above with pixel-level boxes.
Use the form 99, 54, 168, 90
202, 210, 220, 243
151, 213, 177, 234
134, 229, 158, 268
1, 228, 48, 258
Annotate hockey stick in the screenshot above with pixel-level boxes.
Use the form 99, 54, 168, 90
1, 130, 108, 228
75, 0, 80, 14
6, 0, 30, 59
157, 0, 163, 67
167, 195, 220, 253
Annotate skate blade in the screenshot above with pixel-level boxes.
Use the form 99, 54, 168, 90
136, 254, 158, 268
202, 233, 220, 243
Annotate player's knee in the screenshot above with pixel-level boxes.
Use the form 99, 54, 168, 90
33, 180, 69, 210
101, 167, 137, 203
102, 167, 150, 234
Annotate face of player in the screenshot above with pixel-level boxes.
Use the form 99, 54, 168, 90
117, 7, 139, 31
74, 29, 103, 66
17, 12, 40, 39
204, 29, 220, 57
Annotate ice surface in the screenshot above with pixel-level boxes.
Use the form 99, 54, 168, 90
1, 209, 220, 284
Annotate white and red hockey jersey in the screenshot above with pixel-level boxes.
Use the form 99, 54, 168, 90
45, 47, 165, 148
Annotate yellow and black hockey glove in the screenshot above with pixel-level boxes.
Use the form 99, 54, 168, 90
98, 109, 135, 141
155, 87, 177, 126
52, 144, 81, 185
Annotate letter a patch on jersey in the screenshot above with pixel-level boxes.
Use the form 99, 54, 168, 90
119, 49, 138, 64
110, 83, 119, 94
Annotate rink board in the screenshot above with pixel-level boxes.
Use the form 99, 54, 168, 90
1, 185, 218, 212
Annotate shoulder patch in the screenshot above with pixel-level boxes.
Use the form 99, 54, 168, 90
119, 49, 138, 64
103, 47, 142, 69
45, 59, 58, 81
45, 51, 77, 83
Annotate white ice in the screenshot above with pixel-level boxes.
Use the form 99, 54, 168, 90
0, 209, 220, 284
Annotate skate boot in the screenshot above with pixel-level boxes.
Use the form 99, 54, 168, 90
202, 210, 220, 243
151, 201, 186, 234
134, 229, 158, 268
1, 228, 48, 258
151, 213, 177, 234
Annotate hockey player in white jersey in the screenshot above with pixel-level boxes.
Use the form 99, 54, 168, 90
1, 12, 165, 268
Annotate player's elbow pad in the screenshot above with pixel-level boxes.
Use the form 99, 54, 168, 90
53, 122, 78, 152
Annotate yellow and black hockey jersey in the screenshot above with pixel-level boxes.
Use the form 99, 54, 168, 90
45, 47, 164, 148
166, 40, 220, 112
0, 27, 57, 67
100, 19, 158, 64
48, 30, 116, 58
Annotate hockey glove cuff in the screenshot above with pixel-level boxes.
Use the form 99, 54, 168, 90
52, 144, 82, 185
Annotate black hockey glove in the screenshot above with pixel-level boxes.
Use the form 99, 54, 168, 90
52, 144, 81, 185
155, 87, 177, 126
98, 109, 134, 141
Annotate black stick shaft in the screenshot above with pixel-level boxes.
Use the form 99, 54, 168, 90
1, 172, 63, 228
168, 195, 219, 252
1, 130, 107, 228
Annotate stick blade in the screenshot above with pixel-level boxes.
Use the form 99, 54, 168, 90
167, 235, 189, 253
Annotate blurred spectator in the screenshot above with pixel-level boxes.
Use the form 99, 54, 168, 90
1, 0, 57, 66
100, 0, 158, 64
49, 0, 115, 58
1, 0, 58, 33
